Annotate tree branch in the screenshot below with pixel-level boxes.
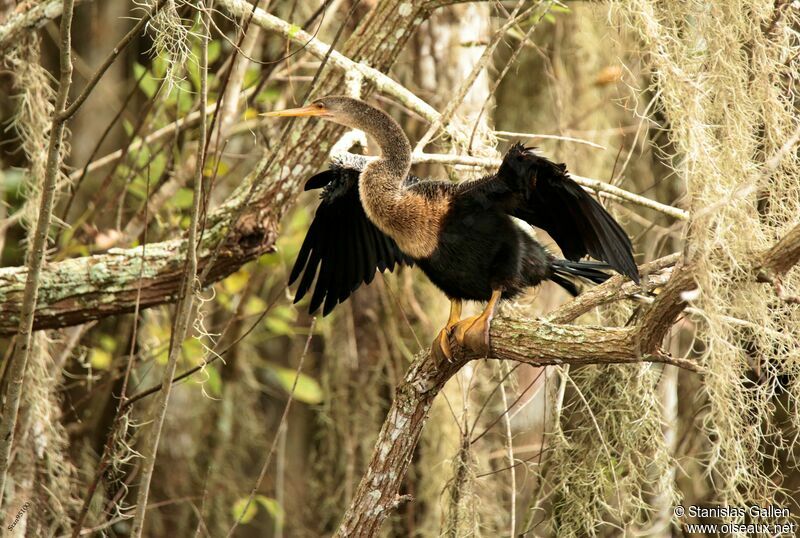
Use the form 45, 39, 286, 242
334, 305, 700, 536
129, 5, 208, 534
0, 0, 86, 54
218, 0, 439, 122
756, 223, 800, 282
56, 0, 164, 121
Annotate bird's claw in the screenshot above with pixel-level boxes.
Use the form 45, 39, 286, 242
431, 327, 454, 363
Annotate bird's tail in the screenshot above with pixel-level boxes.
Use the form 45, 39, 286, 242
548, 259, 611, 296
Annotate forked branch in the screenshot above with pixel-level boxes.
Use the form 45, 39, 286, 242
335, 264, 700, 536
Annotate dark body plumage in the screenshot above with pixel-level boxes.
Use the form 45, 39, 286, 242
289, 145, 639, 315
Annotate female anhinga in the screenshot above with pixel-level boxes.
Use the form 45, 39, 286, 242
267, 97, 639, 360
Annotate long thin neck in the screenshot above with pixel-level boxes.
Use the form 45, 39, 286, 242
351, 104, 411, 182
349, 103, 412, 240
345, 101, 443, 259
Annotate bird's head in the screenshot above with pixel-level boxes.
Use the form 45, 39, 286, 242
264, 96, 366, 130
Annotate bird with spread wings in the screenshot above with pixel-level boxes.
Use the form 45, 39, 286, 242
267, 96, 639, 360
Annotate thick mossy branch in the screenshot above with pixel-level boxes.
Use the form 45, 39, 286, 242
0, 0, 86, 54
0, 223, 275, 335
335, 285, 700, 536
756, 223, 800, 282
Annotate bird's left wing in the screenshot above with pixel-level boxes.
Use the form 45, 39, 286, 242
289, 163, 414, 315
458, 143, 639, 283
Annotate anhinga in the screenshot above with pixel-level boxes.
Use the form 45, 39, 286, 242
267, 96, 639, 360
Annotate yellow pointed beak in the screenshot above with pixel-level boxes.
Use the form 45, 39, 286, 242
263, 105, 329, 118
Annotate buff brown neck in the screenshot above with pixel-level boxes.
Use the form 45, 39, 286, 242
333, 101, 412, 230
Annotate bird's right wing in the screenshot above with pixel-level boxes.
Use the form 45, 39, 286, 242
289, 165, 414, 316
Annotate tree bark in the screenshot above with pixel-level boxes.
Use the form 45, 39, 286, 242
0, 0, 86, 54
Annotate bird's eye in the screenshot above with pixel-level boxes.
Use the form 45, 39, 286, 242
315, 102, 325, 108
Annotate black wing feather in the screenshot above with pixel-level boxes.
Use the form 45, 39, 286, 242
473, 143, 639, 283
289, 166, 412, 315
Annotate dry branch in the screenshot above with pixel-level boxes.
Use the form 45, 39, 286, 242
57, 0, 164, 121
129, 5, 208, 534
218, 0, 439, 121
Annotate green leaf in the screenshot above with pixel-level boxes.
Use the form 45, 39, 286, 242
257, 251, 280, 267
171, 80, 195, 113
173, 188, 195, 209
202, 365, 222, 398
122, 119, 135, 137
256, 86, 281, 105
266, 363, 323, 404
255, 496, 284, 527
264, 305, 296, 335
133, 62, 158, 98
186, 55, 201, 91
99, 334, 117, 352
181, 338, 204, 363
203, 157, 229, 178
223, 268, 250, 294
244, 296, 267, 317
208, 40, 222, 64
90, 349, 112, 370
264, 316, 293, 336
288, 24, 300, 38
152, 55, 167, 78
244, 66, 260, 89
230, 496, 283, 526
231, 498, 258, 525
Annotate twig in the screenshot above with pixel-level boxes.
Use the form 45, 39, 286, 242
129, 5, 209, 536
57, 0, 164, 121
0, 0, 75, 518
499, 364, 516, 537
494, 130, 606, 150
414, 0, 537, 152
219, 0, 439, 122
546, 253, 681, 324
217, 0, 269, 137
224, 318, 317, 537
756, 222, 800, 282
66, 87, 255, 184
69, 157, 155, 538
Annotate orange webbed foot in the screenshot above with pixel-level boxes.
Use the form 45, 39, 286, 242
452, 315, 491, 356
452, 289, 502, 357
